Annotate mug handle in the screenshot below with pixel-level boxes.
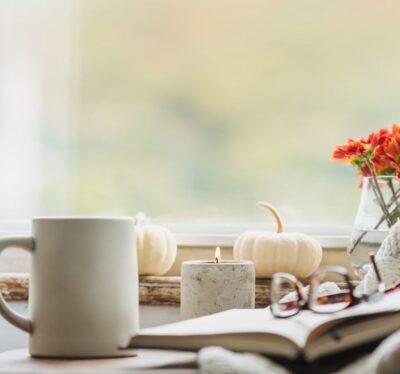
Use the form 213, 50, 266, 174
0, 236, 34, 333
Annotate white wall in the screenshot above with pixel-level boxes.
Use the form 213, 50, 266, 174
0, 302, 180, 353
0, 303, 29, 352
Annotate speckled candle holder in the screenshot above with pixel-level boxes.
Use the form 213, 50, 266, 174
180, 260, 255, 320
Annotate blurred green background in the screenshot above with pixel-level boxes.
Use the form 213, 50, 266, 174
3, 0, 400, 226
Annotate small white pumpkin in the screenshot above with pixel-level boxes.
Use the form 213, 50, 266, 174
233, 202, 322, 278
135, 213, 177, 276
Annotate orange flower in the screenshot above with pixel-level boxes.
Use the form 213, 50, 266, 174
332, 124, 400, 178
364, 128, 391, 150
384, 135, 400, 163
331, 139, 370, 164
377, 133, 400, 176
371, 145, 395, 175
391, 123, 400, 136
366, 125, 400, 176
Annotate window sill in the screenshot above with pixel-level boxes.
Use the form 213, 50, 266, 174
0, 224, 351, 276
166, 223, 351, 249
175, 233, 349, 250
0, 222, 350, 250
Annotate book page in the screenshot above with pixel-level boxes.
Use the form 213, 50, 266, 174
133, 309, 318, 348
304, 311, 400, 361
305, 290, 400, 345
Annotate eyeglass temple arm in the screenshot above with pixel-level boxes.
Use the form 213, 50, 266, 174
369, 252, 383, 284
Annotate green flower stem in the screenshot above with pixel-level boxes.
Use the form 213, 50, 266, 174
366, 160, 392, 226
388, 178, 399, 209
349, 182, 400, 255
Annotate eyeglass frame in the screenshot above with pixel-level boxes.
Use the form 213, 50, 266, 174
271, 266, 359, 318
270, 256, 394, 318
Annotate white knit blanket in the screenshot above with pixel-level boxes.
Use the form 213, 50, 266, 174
357, 221, 400, 294
198, 330, 400, 374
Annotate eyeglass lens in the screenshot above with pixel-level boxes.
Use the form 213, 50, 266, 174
271, 276, 301, 317
309, 271, 352, 313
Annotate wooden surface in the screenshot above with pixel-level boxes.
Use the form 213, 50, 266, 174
0, 273, 29, 301
0, 349, 197, 373
139, 276, 181, 306
0, 273, 359, 308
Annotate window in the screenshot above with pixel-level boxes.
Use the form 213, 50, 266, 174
1, 1, 400, 230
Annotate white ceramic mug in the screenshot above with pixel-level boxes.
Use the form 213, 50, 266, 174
0, 217, 139, 358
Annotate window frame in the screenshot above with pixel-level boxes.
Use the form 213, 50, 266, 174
0, 221, 350, 249
173, 225, 350, 249
174, 232, 349, 249
0, 221, 349, 274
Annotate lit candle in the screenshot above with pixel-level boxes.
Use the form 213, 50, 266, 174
215, 246, 221, 263
180, 247, 255, 320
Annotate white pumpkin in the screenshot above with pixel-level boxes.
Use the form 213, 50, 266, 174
134, 213, 177, 276
233, 202, 322, 278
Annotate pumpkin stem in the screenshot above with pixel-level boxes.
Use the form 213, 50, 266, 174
134, 212, 146, 226
257, 202, 283, 233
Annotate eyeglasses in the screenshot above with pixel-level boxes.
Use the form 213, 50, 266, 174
271, 253, 398, 318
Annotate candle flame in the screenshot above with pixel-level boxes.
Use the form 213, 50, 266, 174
214, 246, 221, 263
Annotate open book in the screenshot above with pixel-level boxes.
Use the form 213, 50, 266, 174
127, 291, 400, 362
